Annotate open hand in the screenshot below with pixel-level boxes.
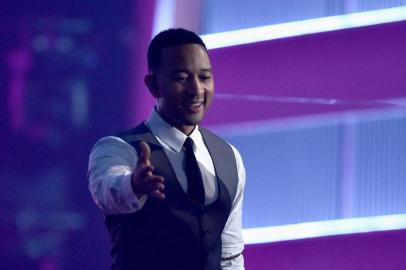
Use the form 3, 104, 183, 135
131, 141, 165, 199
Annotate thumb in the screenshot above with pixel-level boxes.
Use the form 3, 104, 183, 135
138, 141, 151, 165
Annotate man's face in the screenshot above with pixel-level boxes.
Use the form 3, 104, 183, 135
150, 44, 214, 134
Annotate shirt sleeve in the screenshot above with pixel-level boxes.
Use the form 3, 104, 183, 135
221, 144, 246, 270
87, 136, 148, 215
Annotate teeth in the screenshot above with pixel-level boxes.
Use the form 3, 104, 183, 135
186, 101, 203, 107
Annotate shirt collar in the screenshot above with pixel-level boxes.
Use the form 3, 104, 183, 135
145, 108, 202, 153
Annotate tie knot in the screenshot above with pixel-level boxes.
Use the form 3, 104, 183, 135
183, 137, 194, 151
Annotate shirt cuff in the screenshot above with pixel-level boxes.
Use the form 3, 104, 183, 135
122, 171, 148, 210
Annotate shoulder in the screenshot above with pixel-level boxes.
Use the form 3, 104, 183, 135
199, 127, 242, 162
225, 142, 246, 195
90, 135, 136, 157
115, 122, 149, 143
89, 124, 148, 157
89, 122, 145, 156
228, 143, 243, 165
199, 127, 229, 147
199, 127, 246, 182
200, 127, 246, 198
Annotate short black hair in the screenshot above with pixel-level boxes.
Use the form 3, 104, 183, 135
147, 28, 207, 73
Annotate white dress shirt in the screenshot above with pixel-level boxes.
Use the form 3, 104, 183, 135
88, 109, 246, 269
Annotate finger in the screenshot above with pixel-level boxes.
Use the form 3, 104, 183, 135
138, 164, 154, 177
145, 176, 165, 191
152, 182, 165, 191
146, 175, 164, 185
138, 141, 151, 165
150, 189, 165, 200
146, 182, 164, 193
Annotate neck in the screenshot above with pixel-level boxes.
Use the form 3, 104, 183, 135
177, 125, 195, 136
155, 107, 196, 135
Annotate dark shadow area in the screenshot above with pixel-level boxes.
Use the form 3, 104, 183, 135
1, 1, 135, 268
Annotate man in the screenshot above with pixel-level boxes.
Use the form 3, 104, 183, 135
88, 28, 246, 270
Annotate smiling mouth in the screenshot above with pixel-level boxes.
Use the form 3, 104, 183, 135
184, 100, 204, 112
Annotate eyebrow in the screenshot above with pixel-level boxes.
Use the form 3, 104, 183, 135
172, 68, 212, 74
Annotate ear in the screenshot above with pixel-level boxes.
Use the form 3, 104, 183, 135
144, 74, 160, 98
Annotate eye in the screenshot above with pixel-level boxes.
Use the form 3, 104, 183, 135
173, 73, 188, 83
200, 74, 212, 81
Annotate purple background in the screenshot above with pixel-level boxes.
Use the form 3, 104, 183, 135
2, 0, 406, 268
244, 229, 406, 270
203, 20, 406, 125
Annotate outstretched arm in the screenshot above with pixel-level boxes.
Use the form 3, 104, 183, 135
88, 136, 164, 215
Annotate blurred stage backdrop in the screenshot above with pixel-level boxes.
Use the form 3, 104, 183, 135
2, 0, 406, 269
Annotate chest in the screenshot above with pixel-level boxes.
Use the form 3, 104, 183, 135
164, 145, 218, 205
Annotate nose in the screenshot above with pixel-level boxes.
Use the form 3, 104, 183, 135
188, 76, 204, 95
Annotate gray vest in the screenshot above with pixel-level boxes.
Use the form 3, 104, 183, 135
106, 123, 239, 270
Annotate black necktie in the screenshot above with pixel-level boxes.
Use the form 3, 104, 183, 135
183, 137, 205, 204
